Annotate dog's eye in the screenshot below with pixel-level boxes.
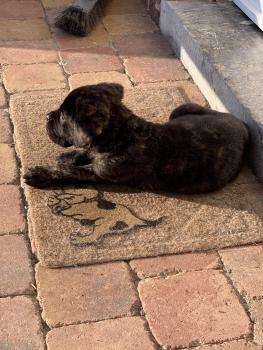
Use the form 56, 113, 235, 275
60, 114, 66, 122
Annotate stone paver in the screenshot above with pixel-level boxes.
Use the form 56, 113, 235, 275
46, 316, 156, 350
105, 0, 148, 15
3, 63, 67, 93
36, 262, 139, 327
53, 24, 109, 50
0, 19, 50, 41
0, 86, 6, 107
60, 47, 123, 74
130, 252, 220, 278
0, 0, 44, 19
113, 32, 173, 58
0, 296, 45, 350
0, 235, 34, 296
69, 71, 133, 90
125, 56, 189, 84
196, 340, 262, 349
138, 270, 250, 348
250, 300, 263, 345
219, 245, 263, 300
0, 185, 25, 235
0, 110, 12, 143
103, 14, 157, 35
0, 40, 57, 64
0, 144, 17, 184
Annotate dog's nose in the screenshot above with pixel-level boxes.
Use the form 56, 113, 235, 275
46, 112, 51, 120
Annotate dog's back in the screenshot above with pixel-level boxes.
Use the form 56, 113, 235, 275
156, 108, 249, 193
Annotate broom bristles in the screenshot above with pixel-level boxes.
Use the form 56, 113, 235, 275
55, 0, 105, 36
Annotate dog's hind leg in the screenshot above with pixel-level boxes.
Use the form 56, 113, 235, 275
169, 103, 214, 120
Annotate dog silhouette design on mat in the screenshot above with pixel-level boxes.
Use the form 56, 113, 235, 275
48, 189, 163, 246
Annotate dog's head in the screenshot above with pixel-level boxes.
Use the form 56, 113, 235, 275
46, 83, 124, 148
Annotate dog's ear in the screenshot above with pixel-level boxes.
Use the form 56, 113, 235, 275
98, 83, 124, 103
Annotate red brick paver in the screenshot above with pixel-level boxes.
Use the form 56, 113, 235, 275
130, 252, 220, 278
0, 0, 44, 19
139, 270, 250, 348
36, 262, 139, 327
0, 19, 50, 41
0, 110, 12, 143
0, 40, 57, 64
0, 144, 17, 184
250, 300, 263, 345
125, 56, 189, 84
105, 0, 148, 15
3, 63, 67, 93
69, 71, 133, 90
196, 340, 262, 349
47, 316, 156, 350
53, 24, 109, 50
0, 296, 45, 350
113, 32, 173, 58
0, 185, 25, 235
0, 235, 34, 296
220, 245, 263, 300
60, 47, 123, 74
0, 86, 7, 107
103, 14, 157, 35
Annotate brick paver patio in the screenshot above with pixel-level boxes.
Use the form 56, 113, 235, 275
0, 0, 262, 349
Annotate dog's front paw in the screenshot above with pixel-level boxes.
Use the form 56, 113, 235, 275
23, 166, 54, 188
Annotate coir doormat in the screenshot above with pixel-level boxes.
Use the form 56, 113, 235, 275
10, 86, 263, 267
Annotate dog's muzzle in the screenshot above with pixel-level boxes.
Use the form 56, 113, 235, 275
46, 110, 72, 148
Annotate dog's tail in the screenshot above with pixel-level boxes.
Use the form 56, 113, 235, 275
55, 0, 105, 36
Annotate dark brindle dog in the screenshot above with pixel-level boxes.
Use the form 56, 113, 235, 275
24, 83, 249, 193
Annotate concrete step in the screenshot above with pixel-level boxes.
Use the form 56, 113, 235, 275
160, 0, 263, 183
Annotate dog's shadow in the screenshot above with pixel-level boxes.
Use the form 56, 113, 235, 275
86, 165, 261, 214
46, 164, 263, 247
